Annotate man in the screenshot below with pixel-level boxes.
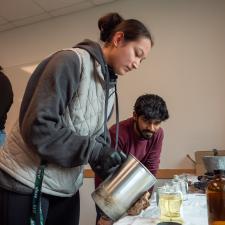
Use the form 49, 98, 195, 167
0, 66, 13, 147
95, 93, 169, 225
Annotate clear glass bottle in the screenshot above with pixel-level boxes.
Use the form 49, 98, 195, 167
206, 170, 225, 225
159, 183, 183, 224
172, 174, 188, 201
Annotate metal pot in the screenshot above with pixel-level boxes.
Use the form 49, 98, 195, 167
91, 154, 157, 221
202, 156, 225, 173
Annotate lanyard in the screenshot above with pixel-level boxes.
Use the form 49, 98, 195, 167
30, 160, 47, 225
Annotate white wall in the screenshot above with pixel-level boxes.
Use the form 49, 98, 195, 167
2, 0, 225, 169
1, 0, 225, 224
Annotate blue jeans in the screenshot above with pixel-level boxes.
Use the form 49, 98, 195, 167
0, 130, 6, 147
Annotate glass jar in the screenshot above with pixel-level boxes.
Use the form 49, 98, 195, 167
158, 183, 183, 224
172, 174, 188, 201
206, 170, 225, 225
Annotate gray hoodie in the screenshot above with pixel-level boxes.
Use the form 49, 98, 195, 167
0, 40, 118, 196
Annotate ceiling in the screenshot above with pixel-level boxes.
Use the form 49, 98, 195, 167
0, 0, 120, 33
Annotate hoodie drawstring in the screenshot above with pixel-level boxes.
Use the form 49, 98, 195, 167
114, 84, 119, 151
103, 65, 119, 151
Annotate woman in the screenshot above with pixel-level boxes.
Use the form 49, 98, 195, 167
0, 12, 153, 225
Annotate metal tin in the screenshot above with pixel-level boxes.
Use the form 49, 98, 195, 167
92, 154, 157, 221
203, 156, 225, 173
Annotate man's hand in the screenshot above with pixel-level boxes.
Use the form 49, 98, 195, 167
127, 191, 151, 216
97, 216, 113, 225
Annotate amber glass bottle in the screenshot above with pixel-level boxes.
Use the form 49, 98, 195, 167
206, 170, 225, 225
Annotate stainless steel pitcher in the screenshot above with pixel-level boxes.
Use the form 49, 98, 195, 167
203, 156, 225, 173
91, 153, 157, 221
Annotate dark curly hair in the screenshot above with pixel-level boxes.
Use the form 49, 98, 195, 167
134, 94, 169, 121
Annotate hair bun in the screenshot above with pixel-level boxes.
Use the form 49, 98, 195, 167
98, 12, 124, 42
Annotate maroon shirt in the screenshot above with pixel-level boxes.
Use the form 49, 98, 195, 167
95, 117, 164, 188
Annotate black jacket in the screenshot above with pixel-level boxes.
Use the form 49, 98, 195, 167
0, 71, 13, 129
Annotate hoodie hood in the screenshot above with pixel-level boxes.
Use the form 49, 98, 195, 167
75, 39, 107, 76
74, 39, 117, 83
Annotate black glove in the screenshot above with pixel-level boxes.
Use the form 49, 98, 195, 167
94, 147, 127, 180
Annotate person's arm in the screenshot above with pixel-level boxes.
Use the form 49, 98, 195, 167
0, 73, 13, 129
0, 78, 7, 122
109, 123, 127, 151
127, 129, 164, 216
20, 50, 102, 168
143, 128, 164, 176
142, 128, 164, 195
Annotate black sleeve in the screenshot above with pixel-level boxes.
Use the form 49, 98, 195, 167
20, 50, 102, 168
0, 72, 13, 129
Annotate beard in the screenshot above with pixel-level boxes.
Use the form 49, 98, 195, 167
135, 121, 154, 140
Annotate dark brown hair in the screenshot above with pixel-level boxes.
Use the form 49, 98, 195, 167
134, 94, 169, 121
98, 12, 154, 46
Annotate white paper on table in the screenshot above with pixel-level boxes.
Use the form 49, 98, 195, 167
114, 200, 160, 225
182, 194, 208, 225
113, 193, 208, 225
114, 216, 159, 225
